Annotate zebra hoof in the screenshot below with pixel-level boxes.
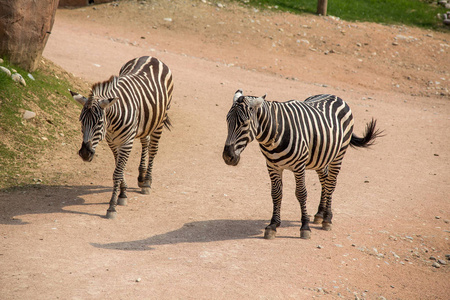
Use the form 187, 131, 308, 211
313, 215, 323, 224
300, 230, 311, 239
118, 197, 127, 206
322, 222, 332, 231
106, 210, 117, 219
264, 228, 277, 240
141, 187, 151, 195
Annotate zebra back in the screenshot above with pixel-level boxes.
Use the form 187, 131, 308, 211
258, 94, 354, 170
91, 56, 173, 143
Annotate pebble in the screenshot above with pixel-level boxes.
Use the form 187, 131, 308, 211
27, 73, 35, 81
136, 277, 141, 282
317, 245, 323, 249
0, 66, 11, 76
437, 259, 447, 265
432, 262, 441, 268
23, 110, 36, 120
11, 73, 26, 86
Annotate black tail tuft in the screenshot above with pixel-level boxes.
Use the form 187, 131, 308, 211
350, 118, 384, 148
163, 115, 172, 131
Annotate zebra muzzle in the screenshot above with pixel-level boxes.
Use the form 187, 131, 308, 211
79, 141, 95, 162
223, 145, 240, 166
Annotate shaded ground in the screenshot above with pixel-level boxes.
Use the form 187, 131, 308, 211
1, 1, 449, 299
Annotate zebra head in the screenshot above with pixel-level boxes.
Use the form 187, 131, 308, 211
70, 90, 118, 162
223, 89, 265, 166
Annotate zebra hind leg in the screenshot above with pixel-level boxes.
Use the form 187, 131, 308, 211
138, 136, 150, 193
313, 168, 328, 224
141, 126, 164, 195
264, 167, 283, 240
320, 161, 343, 231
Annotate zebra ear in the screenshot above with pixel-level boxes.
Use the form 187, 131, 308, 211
233, 89, 243, 103
98, 97, 119, 109
248, 96, 265, 109
70, 90, 88, 106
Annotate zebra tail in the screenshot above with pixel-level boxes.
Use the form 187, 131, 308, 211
163, 114, 172, 131
350, 118, 383, 148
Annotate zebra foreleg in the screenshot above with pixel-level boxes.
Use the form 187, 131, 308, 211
294, 167, 311, 239
118, 180, 128, 206
106, 147, 131, 219
264, 167, 283, 240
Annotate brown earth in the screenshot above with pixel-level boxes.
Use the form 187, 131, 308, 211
1, 1, 450, 299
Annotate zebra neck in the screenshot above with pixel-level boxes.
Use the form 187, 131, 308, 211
256, 101, 279, 146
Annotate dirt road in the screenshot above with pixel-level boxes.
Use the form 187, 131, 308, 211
1, 1, 449, 299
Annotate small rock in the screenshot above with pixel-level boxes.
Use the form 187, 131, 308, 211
437, 259, 447, 265
435, 215, 441, 219
0, 66, 11, 76
430, 256, 437, 261
432, 262, 441, 268
27, 73, 35, 81
0, 58, 3, 63
317, 245, 323, 249
11, 73, 26, 86
23, 110, 36, 120
164, 18, 172, 22
136, 278, 141, 282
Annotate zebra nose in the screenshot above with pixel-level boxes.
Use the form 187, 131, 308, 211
79, 141, 95, 162
223, 145, 240, 166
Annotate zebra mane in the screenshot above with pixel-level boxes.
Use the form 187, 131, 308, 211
88, 76, 120, 108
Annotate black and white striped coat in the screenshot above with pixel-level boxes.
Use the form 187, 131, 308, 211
223, 90, 381, 239
71, 56, 173, 218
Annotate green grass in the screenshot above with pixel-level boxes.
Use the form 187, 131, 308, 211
236, 0, 448, 29
0, 59, 82, 189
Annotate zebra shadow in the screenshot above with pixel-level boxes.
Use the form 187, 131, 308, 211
91, 219, 301, 251
0, 184, 111, 225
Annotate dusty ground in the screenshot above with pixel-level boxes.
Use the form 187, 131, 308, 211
1, 1, 450, 299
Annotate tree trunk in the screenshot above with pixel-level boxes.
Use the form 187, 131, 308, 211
0, 0, 59, 72
317, 0, 328, 16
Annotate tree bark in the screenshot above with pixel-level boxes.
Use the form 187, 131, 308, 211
0, 0, 59, 72
317, 0, 328, 16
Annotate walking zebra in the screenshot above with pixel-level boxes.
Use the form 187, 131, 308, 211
70, 56, 173, 219
223, 90, 382, 239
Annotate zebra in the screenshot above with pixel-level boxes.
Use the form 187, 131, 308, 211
70, 56, 173, 219
223, 90, 382, 239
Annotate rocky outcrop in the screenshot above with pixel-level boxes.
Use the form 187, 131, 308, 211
0, 0, 59, 72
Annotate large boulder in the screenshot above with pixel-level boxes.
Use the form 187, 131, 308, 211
0, 0, 59, 72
